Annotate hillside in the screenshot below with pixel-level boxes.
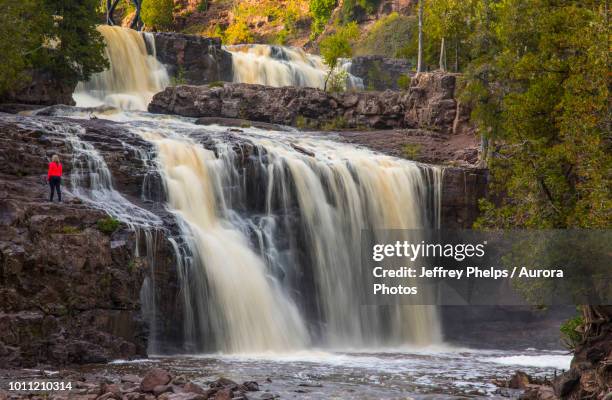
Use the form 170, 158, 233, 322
115, 0, 417, 54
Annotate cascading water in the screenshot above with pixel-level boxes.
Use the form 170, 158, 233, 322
128, 119, 442, 351
73, 25, 169, 111
69, 28, 441, 354
227, 44, 363, 90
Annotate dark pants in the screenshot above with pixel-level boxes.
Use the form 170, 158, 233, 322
49, 176, 61, 202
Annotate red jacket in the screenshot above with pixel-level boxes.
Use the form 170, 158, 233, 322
47, 162, 63, 180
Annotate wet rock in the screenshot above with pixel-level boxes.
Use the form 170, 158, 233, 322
172, 376, 188, 386
183, 382, 207, 395
121, 375, 142, 384
210, 378, 238, 390
508, 371, 531, 389
241, 382, 259, 392
140, 369, 172, 392
153, 385, 173, 396
213, 389, 232, 400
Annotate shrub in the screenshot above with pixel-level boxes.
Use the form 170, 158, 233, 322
560, 314, 584, 349
224, 19, 254, 44
309, 0, 337, 39
60, 225, 81, 234
141, 0, 175, 30
320, 22, 360, 90
97, 217, 121, 234
397, 74, 411, 90
354, 12, 416, 59
402, 143, 421, 160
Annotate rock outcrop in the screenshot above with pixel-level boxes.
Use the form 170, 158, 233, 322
0, 70, 76, 107
149, 72, 470, 136
151, 33, 233, 85
0, 114, 178, 367
348, 56, 412, 90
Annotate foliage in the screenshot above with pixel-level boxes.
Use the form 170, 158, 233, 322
224, 19, 254, 44
402, 143, 421, 160
141, 0, 175, 30
97, 217, 121, 234
319, 22, 359, 90
423, 0, 476, 71
560, 313, 584, 349
31, 0, 108, 85
309, 0, 337, 39
327, 69, 349, 92
466, 0, 610, 230
223, 0, 306, 44
340, 0, 379, 24
60, 225, 81, 234
354, 13, 417, 59
0, 0, 42, 94
397, 75, 411, 90
321, 116, 349, 130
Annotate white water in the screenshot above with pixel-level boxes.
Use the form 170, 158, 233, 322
227, 44, 363, 90
73, 26, 169, 111
71, 30, 439, 353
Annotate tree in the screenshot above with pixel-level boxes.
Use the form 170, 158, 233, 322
141, 0, 175, 31
467, 0, 610, 230
319, 22, 359, 91
424, 0, 475, 71
0, 0, 43, 94
417, 0, 424, 74
33, 0, 109, 84
310, 0, 337, 39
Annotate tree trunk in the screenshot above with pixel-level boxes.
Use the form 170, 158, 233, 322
417, 0, 424, 74
455, 39, 459, 72
439, 37, 446, 71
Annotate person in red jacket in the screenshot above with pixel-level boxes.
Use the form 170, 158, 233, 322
47, 154, 63, 202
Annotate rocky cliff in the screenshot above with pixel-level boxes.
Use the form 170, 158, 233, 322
151, 33, 233, 85
0, 114, 181, 367
348, 56, 412, 91
0, 70, 76, 107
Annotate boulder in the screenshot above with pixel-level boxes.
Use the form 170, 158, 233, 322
508, 371, 531, 389
140, 369, 172, 392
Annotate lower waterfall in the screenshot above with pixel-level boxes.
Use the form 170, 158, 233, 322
130, 120, 443, 352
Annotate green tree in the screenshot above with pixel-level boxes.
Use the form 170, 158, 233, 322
141, 0, 175, 31
32, 0, 108, 85
319, 22, 359, 91
465, 0, 610, 230
309, 0, 337, 39
0, 0, 43, 94
424, 0, 475, 71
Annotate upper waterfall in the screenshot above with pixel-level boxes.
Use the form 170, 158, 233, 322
73, 26, 169, 111
227, 44, 363, 90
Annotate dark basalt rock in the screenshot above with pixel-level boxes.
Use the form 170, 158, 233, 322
348, 56, 412, 91
0, 113, 181, 367
149, 72, 470, 136
0, 70, 76, 107
151, 32, 233, 85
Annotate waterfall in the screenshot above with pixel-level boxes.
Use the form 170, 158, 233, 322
131, 121, 442, 352
64, 28, 442, 353
73, 26, 169, 111
227, 44, 363, 90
